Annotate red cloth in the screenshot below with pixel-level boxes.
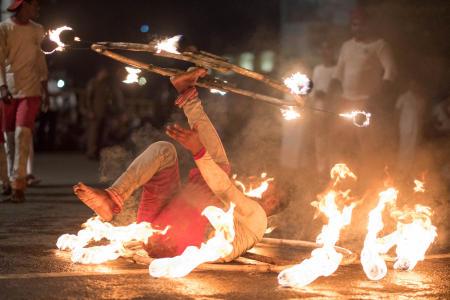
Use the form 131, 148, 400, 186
0, 104, 4, 143
2, 97, 41, 131
140, 163, 230, 258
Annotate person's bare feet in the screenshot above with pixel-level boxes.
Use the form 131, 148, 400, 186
73, 182, 114, 221
170, 67, 207, 93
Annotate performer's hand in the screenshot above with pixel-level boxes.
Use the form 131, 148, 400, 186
0, 85, 12, 104
166, 123, 204, 155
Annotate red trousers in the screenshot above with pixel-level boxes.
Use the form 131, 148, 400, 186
2, 97, 41, 132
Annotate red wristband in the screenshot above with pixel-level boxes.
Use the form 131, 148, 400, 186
193, 147, 206, 160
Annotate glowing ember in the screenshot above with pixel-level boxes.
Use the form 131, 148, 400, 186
56, 216, 167, 264
284, 72, 311, 95
361, 187, 398, 280
149, 203, 235, 278
123, 67, 142, 84
339, 110, 371, 127
281, 106, 300, 120
390, 205, 437, 271
278, 164, 357, 288
210, 89, 227, 96
45, 26, 74, 54
413, 180, 425, 193
156, 35, 182, 54
233, 173, 274, 199
265, 226, 277, 234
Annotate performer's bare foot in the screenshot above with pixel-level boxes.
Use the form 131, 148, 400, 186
170, 67, 207, 93
73, 182, 114, 221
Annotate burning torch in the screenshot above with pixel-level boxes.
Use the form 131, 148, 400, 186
43, 27, 370, 127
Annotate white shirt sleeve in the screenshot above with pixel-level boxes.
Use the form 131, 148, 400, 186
332, 43, 346, 82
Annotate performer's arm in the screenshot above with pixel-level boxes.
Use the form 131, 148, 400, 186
182, 95, 229, 166
166, 125, 258, 217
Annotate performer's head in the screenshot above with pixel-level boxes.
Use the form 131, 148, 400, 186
8, 0, 40, 20
257, 179, 291, 216
350, 8, 370, 41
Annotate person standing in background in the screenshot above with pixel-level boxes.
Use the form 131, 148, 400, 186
0, 0, 49, 203
82, 67, 124, 160
311, 40, 336, 181
329, 8, 397, 179
396, 75, 426, 176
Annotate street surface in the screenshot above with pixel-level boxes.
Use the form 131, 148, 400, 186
0, 153, 448, 299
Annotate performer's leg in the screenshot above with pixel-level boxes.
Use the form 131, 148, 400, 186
110, 141, 179, 204
74, 141, 179, 221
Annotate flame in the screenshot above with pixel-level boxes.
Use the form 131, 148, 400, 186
56, 216, 167, 264
361, 187, 398, 280
123, 67, 142, 84
149, 203, 235, 278
45, 26, 73, 54
156, 35, 182, 54
361, 180, 437, 280
339, 110, 371, 127
281, 106, 300, 120
278, 164, 357, 288
265, 226, 277, 234
390, 205, 437, 271
284, 72, 311, 95
210, 89, 227, 96
413, 180, 425, 193
233, 173, 274, 199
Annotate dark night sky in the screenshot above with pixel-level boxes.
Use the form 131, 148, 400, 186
39, 0, 281, 86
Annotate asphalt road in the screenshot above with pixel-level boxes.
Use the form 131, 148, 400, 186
0, 153, 449, 299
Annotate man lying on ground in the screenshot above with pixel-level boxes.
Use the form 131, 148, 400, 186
74, 67, 288, 261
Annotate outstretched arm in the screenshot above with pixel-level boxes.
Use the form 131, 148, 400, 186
166, 125, 258, 217
170, 67, 229, 166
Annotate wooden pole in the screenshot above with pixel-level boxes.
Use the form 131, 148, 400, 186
91, 45, 299, 107
93, 41, 305, 106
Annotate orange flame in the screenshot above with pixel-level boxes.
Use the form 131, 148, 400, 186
361, 187, 398, 280
149, 203, 235, 278
361, 180, 437, 280
284, 72, 311, 95
390, 205, 437, 271
233, 173, 274, 199
281, 106, 300, 120
56, 216, 167, 264
413, 180, 425, 193
278, 164, 357, 288
45, 26, 73, 54
123, 67, 141, 84
156, 35, 182, 54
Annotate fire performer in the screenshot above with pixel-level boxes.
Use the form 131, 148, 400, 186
74, 67, 287, 261
0, 0, 49, 202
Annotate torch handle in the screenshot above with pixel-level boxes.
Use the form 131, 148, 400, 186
91, 45, 299, 107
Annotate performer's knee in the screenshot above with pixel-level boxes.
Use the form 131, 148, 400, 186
151, 141, 177, 167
